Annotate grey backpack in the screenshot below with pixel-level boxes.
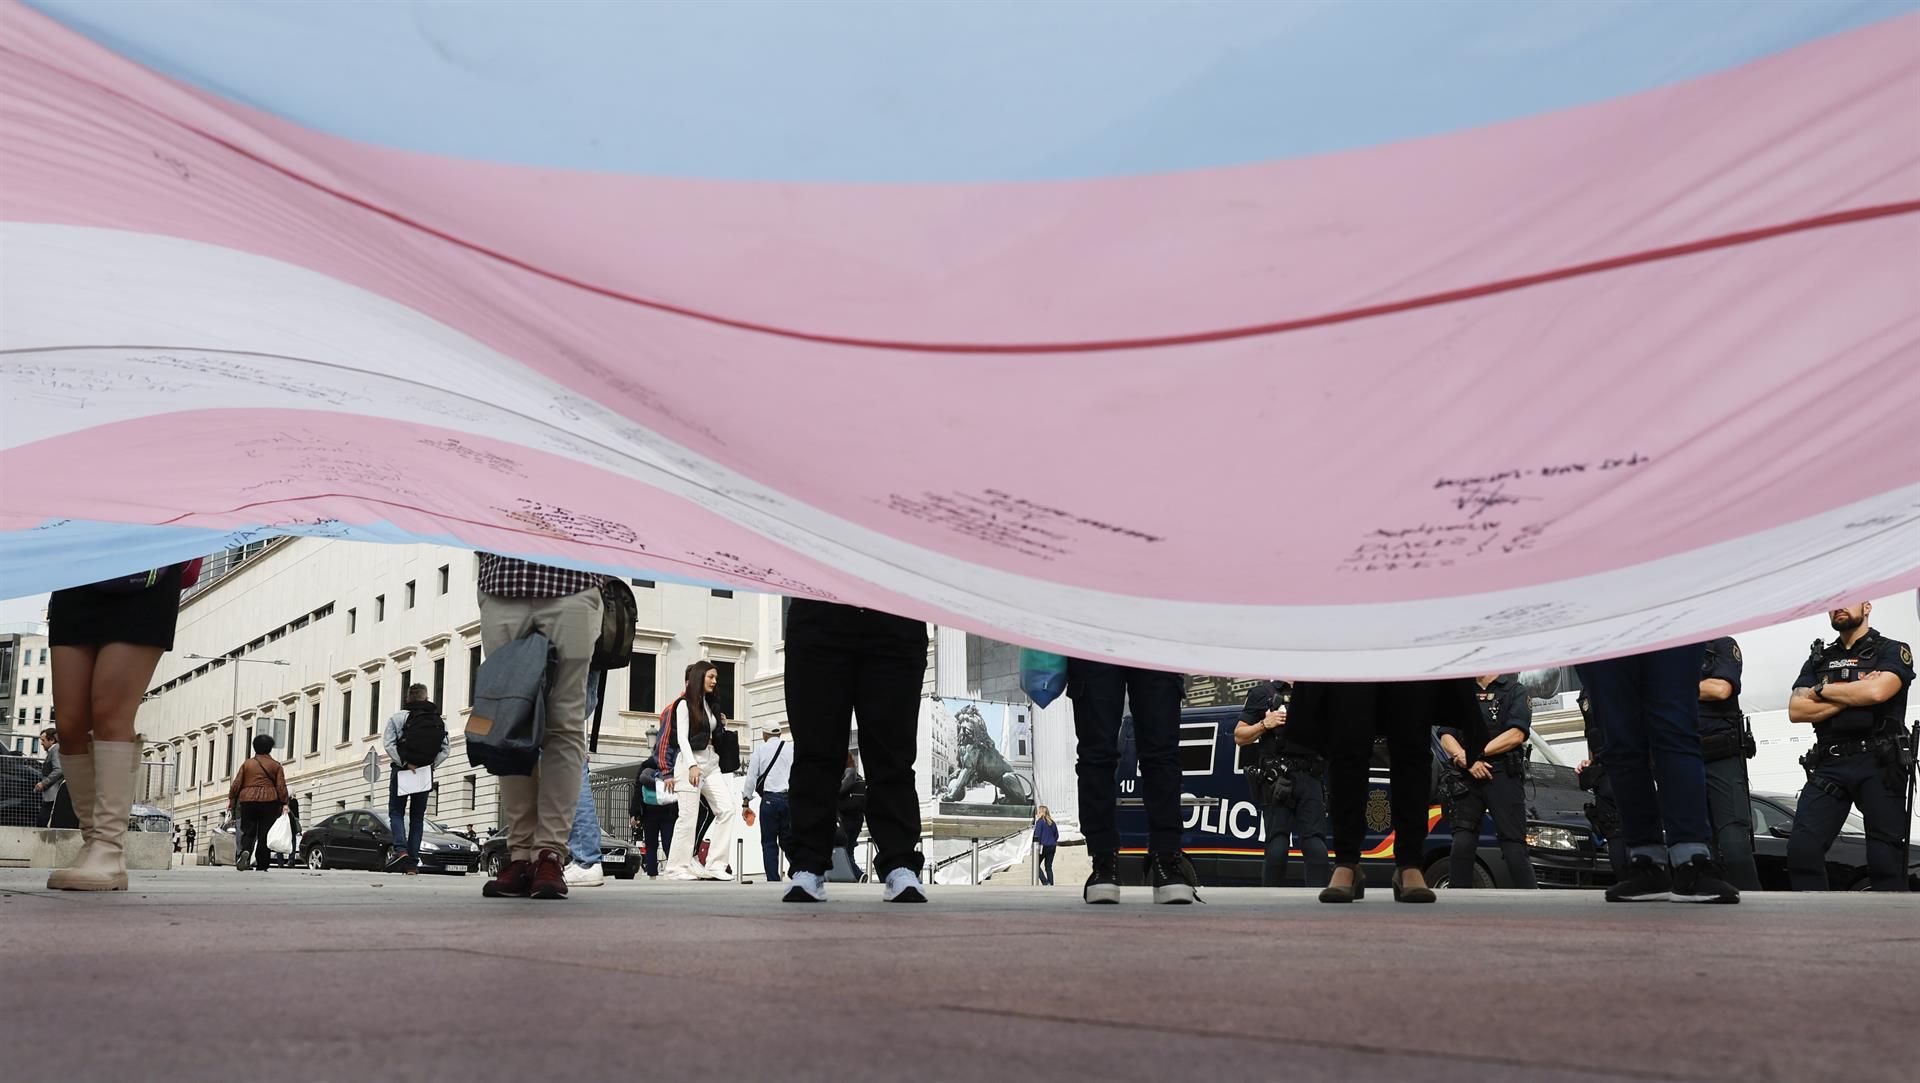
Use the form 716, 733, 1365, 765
466, 631, 553, 776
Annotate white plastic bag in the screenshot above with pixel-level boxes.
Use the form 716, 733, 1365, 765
266, 813, 294, 855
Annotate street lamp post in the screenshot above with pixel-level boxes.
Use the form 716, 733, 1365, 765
183, 653, 290, 810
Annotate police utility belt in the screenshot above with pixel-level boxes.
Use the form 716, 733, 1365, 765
1698, 715, 1756, 763
1244, 749, 1325, 809
1803, 730, 1906, 765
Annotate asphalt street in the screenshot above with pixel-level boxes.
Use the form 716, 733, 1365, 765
1, 867, 1914, 1082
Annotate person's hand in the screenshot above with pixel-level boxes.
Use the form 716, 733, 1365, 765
1469, 761, 1493, 781
1263, 708, 1286, 729
1578, 758, 1591, 772
689, 766, 702, 788
1451, 751, 1468, 769
33, 781, 44, 792
742, 808, 757, 828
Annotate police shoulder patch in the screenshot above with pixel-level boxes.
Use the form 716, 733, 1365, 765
1731, 642, 1742, 663
1902, 643, 1913, 668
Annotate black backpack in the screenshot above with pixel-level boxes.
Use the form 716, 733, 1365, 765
590, 578, 638, 671
397, 702, 447, 768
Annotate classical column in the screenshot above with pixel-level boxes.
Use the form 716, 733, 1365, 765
933, 626, 969, 698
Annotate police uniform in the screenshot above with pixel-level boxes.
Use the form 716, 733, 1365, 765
1237, 681, 1329, 888
1698, 637, 1760, 891
1577, 693, 1630, 882
1437, 675, 1538, 889
1787, 629, 1915, 892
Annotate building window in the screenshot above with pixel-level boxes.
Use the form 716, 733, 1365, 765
35, 677, 44, 694
400, 669, 412, 700
432, 656, 446, 708
309, 702, 321, 755
375, 595, 385, 622
710, 660, 737, 719
340, 689, 352, 743
405, 581, 417, 609
32, 707, 41, 724
465, 774, 477, 812
18, 679, 25, 695
224, 730, 234, 777
468, 645, 482, 707
348, 608, 357, 634
206, 738, 215, 783
39, 648, 47, 665
189, 743, 198, 784
368, 680, 382, 735
284, 714, 295, 759
626, 652, 658, 713
438, 565, 451, 594
631, 578, 655, 589
710, 589, 734, 599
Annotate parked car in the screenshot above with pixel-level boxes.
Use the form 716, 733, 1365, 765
1114, 704, 1604, 888
298, 809, 480, 874
129, 804, 174, 835
1748, 791, 1916, 891
0, 753, 46, 827
478, 826, 639, 880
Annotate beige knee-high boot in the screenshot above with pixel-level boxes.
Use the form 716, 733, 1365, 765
48, 741, 132, 891
44, 750, 95, 888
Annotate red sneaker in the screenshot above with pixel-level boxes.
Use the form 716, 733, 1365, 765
482, 858, 533, 898
529, 848, 569, 900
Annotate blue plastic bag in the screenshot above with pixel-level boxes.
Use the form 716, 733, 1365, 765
1019, 648, 1069, 708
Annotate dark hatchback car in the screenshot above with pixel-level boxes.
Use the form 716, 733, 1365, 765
478, 827, 639, 880
298, 809, 479, 874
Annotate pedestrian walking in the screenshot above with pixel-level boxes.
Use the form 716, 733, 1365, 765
741, 726, 794, 882
1032, 806, 1059, 886
227, 734, 289, 874
185, 822, 197, 855
657, 661, 741, 881
46, 558, 200, 891
384, 683, 448, 875
34, 728, 72, 829
632, 757, 677, 878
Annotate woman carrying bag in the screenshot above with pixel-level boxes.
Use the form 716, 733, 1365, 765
227, 734, 290, 873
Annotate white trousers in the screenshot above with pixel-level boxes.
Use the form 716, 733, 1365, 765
662, 747, 740, 880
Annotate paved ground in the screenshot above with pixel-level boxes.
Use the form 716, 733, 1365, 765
1, 867, 1915, 1082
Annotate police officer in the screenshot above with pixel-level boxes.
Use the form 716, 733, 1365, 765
1435, 674, 1538, 889
1233, 681, 1329, 888
1786, 601, 1914, 891
1697, 637, 1760, 891
1576, 693, 1630, 883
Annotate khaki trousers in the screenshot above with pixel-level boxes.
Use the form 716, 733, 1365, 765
478, 587, 601, 860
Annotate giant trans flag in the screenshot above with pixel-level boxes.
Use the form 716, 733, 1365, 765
1, 1, 1916, 677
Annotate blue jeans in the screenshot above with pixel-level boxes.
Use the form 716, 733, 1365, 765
1577, 646, 1712, 866
387, 774, 426, 863
757, 792, 792, 881
568, 671, 605, 867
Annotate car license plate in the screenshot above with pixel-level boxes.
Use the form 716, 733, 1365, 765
603, 849, 626, 862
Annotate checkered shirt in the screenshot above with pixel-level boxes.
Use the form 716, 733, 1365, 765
474, 554, 603, 599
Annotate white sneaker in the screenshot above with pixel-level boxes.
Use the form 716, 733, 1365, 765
782, 870, 827, 903
882, 867, 928, 903
563, 862, 605, 887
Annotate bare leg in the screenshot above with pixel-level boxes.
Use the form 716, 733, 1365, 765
51, 646, 99, 752
88, 643, 165, 743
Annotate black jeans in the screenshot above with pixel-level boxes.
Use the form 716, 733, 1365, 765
1067, 661, 1185, 856
1703, 753, 1760, 891
784, 602, 928, 877
1263, 774, 1331, 887
237, 801, 278, 871
640, 802, 676, 876
1789, 749, 1910, 891
1038, 844, 1057, 886
1312, 681, 1446, 869
1448, 768, 1537, 888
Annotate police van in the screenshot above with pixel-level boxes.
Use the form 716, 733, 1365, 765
1113, 703, 1604, 887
